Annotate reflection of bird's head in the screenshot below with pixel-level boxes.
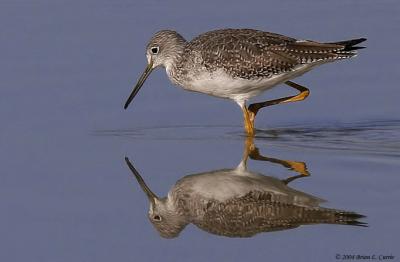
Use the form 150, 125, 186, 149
147, 197, 187, 239
125, 158, 187, 238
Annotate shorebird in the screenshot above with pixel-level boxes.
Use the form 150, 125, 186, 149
124, 139, 366, 238
124, 29, 366, 135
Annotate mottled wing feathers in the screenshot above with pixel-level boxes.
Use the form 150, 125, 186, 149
186, 29, 365, 80
195, 191, 366, 237
275, 40, 361, 63
187, 29, 298, 79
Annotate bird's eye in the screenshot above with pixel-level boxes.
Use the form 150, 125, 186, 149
151, 46, 159, 54
153, 215, 162, 221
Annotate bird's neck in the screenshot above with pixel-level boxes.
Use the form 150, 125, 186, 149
165, 54, 183, 75
165, 42, 187, 84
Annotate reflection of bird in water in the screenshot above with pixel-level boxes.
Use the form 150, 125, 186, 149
125, 139, 366, 238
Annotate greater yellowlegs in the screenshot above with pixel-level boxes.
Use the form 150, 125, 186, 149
124, 139, 366, 238
124, 29, 366, 135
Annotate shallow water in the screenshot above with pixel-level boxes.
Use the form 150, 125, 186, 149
1, 0, 400, 261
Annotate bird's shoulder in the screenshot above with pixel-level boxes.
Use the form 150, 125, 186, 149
185, 29, 300, 79
187, 28, 296, 49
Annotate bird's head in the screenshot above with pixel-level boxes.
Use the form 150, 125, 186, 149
124, 30, 186, 109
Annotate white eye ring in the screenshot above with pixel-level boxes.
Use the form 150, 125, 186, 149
150, 46, 159, 54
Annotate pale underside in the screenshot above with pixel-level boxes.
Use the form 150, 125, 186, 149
174, 62, 322, 106
170, 169, 324, 208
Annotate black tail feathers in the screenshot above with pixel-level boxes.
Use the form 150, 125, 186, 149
336, 212, 368, 227
330, 38, 367, 51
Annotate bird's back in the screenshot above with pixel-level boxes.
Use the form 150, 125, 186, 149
183, 28, 364, 80
195, 190, 366, 238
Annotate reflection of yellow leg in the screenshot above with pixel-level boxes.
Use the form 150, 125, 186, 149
248, 146, 310, 176
281, 160, 310, 177
243, 136, 255, 160
247, 81, 310, 129
239, 137, 310, 179
239, 136, 255, 169
281, 174, 307, 185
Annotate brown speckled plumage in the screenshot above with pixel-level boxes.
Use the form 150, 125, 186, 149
194, 190, 365, 238
179, 29, 362, 80
124, 28, 366, 127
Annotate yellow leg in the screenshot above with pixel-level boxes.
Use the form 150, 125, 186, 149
241, 105, 255, 136
247, 81, 310, 130
281, 81, 310, 103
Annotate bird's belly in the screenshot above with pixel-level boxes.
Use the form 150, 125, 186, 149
182, 171, 287, 202
181, 70, 270, 99
179, 65, 316, 102
176, 170, 323, 207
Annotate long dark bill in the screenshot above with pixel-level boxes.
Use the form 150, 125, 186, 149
124, 62, 153, 109
124, 157, 158, 204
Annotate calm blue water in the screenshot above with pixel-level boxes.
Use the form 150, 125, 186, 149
1, 0, 399, 261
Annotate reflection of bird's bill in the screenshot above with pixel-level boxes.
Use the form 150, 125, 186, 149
124, 62, 153, 109
124, 157, 158, 204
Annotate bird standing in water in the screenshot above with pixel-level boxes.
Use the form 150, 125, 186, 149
124, 29, 366, 136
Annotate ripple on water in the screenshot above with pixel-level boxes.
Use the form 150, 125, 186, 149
93, 120, 400, 157
255, 120, 400, 157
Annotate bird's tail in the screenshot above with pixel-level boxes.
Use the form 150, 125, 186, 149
283, 37, 367, 62
333, 211, 368, 227
329, 38, 367, 51
304, 208, 368, 227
